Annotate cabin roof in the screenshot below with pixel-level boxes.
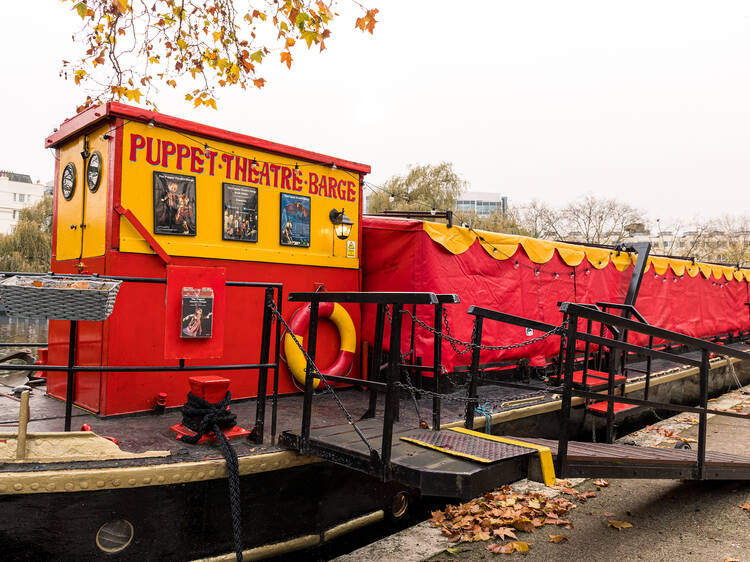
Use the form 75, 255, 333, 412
44, 102, 371, 175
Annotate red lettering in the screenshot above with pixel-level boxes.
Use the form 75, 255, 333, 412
319, 175, 328, 197
206, 151, 217, 175
249, 160, 259, 183
129, 134, 145, 162
190, 147, 204, 173
269, 164, 280, 187
292, 170, 303, 192
221, 153, 233, 179
337, 183, 347, 200
347, 181, 356, 202
161, 141, 176, 167
235, 156, 248, 182
145, 137, 160, 165
280, 166, 292, 190
259, 163, 270, 186
328, 177, 338, 199
176, 144, 190, 170
308, 172, 319, 194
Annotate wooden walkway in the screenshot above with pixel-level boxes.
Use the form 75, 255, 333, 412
519, 437, 750, 480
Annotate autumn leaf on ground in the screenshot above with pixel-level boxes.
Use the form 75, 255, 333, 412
557, 487, 578, 496
577, 491, 597, 502
603, 512, 616, 517
724, 557, 740, 562
444, 546, 466, 554
739, 503, 750, 511
549, 534, 569, 543
607, 520, 633, 531
512, 518, 535, 533
493, 527, 518, 540
594, 479, 610, 488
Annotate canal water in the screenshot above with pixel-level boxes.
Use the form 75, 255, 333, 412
0, 316, 47, 388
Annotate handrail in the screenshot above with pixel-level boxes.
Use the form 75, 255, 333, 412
289, 291, 441, 304
560, 303, 750, 363
595, 301, 649, 325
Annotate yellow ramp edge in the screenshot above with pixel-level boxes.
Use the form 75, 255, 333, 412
448, 427, 556, 487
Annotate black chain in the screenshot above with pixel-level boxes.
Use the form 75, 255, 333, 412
392, 380, 546, 410
271, 302, 375, 455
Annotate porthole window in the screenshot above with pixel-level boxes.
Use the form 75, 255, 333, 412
87, 150, 103, 193
95, 519, 134, 554
61, 162, 76, 201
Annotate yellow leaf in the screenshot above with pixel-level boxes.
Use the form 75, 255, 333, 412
285, 37, 295, 48
549, 534, 569, 543
607, 520, 633, 531
177, 38, 188, 50
75, 2, 87, 18
280, 51, 292, 69
511, 541, 530, 552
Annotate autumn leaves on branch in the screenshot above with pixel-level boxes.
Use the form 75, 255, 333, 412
61, 0, 378, 112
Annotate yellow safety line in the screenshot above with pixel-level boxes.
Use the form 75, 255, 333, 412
448, 427, 557, 486
399, 436, 493, 464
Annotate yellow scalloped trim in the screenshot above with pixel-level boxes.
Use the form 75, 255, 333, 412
421, 222, 750, 282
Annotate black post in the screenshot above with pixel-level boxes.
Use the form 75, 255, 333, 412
364, 304, 386, 419
696, 349, 709, 479
555, 313, 567, 384
605, 348, 616, 444
381, 303, 403, 477
64, 320, 78, 432
644, 335, 653, 400
300, 302, 320, 450
558, 313, 578, 476
271, 287, 282, 443
464, 316, 483, 429
432, 303, 443, 430
253, 287, 274, 444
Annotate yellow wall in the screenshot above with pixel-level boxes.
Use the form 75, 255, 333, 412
119, 122, 361, 269
55, 124, 109, 260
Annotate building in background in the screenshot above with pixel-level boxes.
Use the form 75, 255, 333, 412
0, 172, 48, 234
455, 191, 508, 217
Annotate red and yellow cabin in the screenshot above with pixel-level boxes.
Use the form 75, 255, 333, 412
44, 103, 369, 416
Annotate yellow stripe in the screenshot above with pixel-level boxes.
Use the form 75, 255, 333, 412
448, 428, 556, 487
399, 436, 493, 463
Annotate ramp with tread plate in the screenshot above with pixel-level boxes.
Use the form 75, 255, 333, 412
280, 420, 541, 499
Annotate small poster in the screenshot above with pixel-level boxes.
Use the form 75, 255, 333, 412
153, 171, 197, 236
280, 193, 311, 247
181, 287, 214, 338
347, 240, 356, 258
222, 183, 258, 242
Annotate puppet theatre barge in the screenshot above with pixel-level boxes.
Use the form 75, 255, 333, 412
3, 104, 750, 560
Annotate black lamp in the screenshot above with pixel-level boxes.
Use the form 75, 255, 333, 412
329, 208, 353, 240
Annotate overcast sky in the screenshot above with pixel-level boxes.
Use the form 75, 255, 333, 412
1, 1, 748, 227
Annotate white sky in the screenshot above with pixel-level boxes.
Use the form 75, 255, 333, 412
1, 1, 749, 227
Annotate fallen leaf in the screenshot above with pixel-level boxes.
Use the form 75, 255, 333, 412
577, 491, 597, 502
445, 546, 464, 554
607, 520, 633, 531
511, 541, 530, 553
493, 527, 518, 540
594, 479, 610, 488
740, 504, 750, 511
431, 510, 446, 523
527, 499, 542, 509
486, 542, 514, 554
473, 531, 491, 542
558, 487, 578, 496
603, 512, 616, 517
724, 558, 740, 562
549, 534, 569, 543
512, 518, 535, 533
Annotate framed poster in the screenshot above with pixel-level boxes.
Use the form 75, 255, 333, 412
280, 193, 311, 247
222, 183, 258, 242
153, 171, 197, 236
181, 287, 214, 338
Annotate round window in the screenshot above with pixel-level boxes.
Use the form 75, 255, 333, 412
95, 519, 134, 553
86, 151, 103, 193
61, 162, 76, 201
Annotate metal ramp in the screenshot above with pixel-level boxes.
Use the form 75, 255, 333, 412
281, 420, 549, 499
278, 290, 750, 503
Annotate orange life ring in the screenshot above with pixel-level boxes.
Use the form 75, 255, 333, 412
283, 302, 356, 389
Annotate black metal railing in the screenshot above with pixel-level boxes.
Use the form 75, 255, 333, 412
0, 272, 282, 443
556, 302, 750, 479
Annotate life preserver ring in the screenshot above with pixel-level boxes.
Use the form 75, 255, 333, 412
283, 302, 356, 389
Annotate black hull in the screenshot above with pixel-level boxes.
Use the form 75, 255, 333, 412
1, 461, 410, 561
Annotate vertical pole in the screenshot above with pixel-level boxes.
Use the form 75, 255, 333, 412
582, 318, 592, 386
64, 320, 78, 432
432, 303, 442, 430
16, 390, 30, 460
555, 313, 567, 384
558, 313, 578, 476
696, 349, 709, 479
464, 316, 483, 429
605, 349, 616, 444
300, 301, 320, 450
381, 302, 403, 477
271, 286, 282, 443
365, 304, 386, 419
253, 287, 273, 444
644, 335, 653, 401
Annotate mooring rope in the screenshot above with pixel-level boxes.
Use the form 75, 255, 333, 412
180, 392, 244, 562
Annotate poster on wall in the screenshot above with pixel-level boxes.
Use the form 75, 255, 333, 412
222, 183, 258, 242
153, 171, 197, 236
181, 287, 214, 338
280, 192, 311, 247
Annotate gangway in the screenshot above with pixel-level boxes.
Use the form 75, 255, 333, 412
279, 292, 750, 501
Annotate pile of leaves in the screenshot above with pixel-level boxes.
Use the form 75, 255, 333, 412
429, 484, 577, 554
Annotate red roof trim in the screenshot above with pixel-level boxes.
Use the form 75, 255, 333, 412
45, 102, 371, 174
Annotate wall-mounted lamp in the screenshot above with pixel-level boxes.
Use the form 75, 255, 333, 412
329, 208, 353, 240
